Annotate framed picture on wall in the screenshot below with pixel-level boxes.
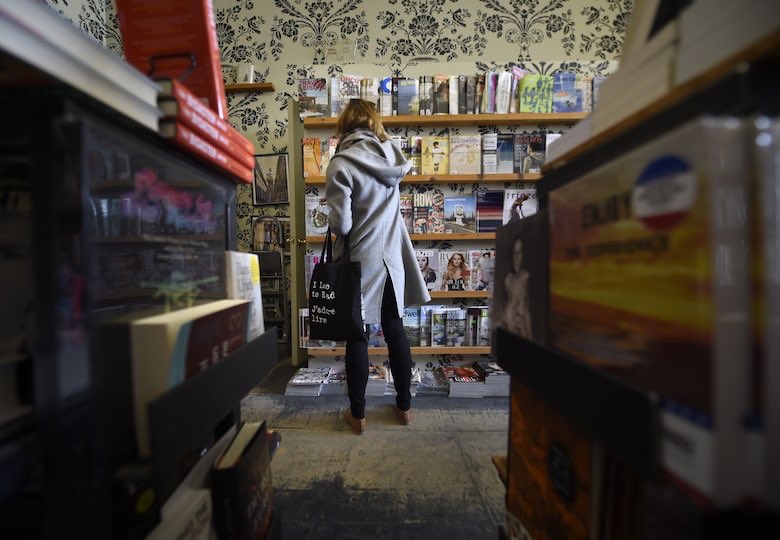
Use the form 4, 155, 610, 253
252, 153, 289, 205
251, 215, 289, 252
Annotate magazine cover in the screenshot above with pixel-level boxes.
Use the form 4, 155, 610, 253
438, 251, 471, 291
476, 188, 504, 232
503, 188, 537, 224
413, 189, 444, 233
444, 308, 467, 346
443, 195, 476, 233
469, 249, 496, 291
421, 136, 449, 175
496, 134, 515, 174
449, 135, 481, 174
305, 195, 330, 235
415, 249, 440, 291
298, 78, 328, 117
430, 307, 449, 346
402, 307, 421, 347
400, 194, 414, 234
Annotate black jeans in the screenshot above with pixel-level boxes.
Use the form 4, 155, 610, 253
345, 277, 412, 419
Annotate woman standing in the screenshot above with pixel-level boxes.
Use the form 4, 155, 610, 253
325, 99, 430, 435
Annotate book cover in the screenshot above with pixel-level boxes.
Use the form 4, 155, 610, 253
329, 77, 341, 116
546, 133, 562, 153
400, 193, 414, 234
156, 78, 254, 155
413, 189, 444, 234
443, 195, 477, 234
419, 305, 444, 347
116, 0, 229, 119
439, 251, 471, 291
379, 76, 393, 116
304, 195, 330, 235
495, 70, 513, 114
513, 133, 546, 174
212, 421, 273, 540
458, 75, 467, 114
159, 121, 252, 184
298, 78, 329, 117
301, 137, 323, 178
444, 308, 467, 347
448, 75, 460, 115
419, 75, 433, 116
469, 249, 496, 292
224, 251, 265, 342
408, 136, 422, 175
476, 189, 504, 233
502, 188, 537, 224
416, 249, 440, 292
482, 133, 498, 174
496, 134, 515, 174
509, 66, 525, 113
475, 73, 486, 114
466, 75, 476, 114
519, 73, 554, 113
576, 74, 593, 113
552, 71, 581, 113
338, 74, 362, 112
421, 136, 449, 175
548, 117, 751, 503
359, 77, 380, 109
449, 135, 481, 175
402, 307, 421, 347
130, 299, 249, 455
158, 98, 255, 170
395, 77, 420, 115
477, 306, 491, 346
430, 307, 449, 346
433, 74, 450, 115
507, 381, 596, 540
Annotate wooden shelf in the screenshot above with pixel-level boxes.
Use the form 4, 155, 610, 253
303, 172, 542, 185
224, 82, 275, 93
303, 112, 586, 129
306, 346, 491, 356
429, 290, 490, 299
306, 232, 495, 243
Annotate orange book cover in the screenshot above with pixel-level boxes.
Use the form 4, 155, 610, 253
159, 98, 255, 170
116, 0, 229, 120
161, 121, 252, 184
157, 78, 255, 155
301, 137, 322, 177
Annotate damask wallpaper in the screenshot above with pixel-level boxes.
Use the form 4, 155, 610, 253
44, 0, 632, 265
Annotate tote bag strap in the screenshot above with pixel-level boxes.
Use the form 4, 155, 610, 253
320, 226, 350, 262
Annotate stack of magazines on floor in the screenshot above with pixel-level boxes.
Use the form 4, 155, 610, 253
385, 366, 422, 397
320, 368, 347, 395
474, 360, 510, 397
443, 365, 486, 398
284, 366, 332, 396
365, 364, 388, 397
416, 367, 449, 397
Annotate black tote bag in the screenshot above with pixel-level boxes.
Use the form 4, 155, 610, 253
308, 228, 366, 342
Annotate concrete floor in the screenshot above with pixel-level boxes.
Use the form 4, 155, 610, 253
241, 359, 510, 539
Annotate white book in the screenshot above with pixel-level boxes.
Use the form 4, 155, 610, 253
494, 70, 513, 114
225, 251, 265, 341
448, 75, 459, 115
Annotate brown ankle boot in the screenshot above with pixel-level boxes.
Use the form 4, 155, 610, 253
395, 406, 412, 425
343, 409, 366, 435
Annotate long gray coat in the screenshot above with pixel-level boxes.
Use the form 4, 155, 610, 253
325, 129, 430, 323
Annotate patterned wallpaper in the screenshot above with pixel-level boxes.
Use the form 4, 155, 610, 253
44, 0, 632, 253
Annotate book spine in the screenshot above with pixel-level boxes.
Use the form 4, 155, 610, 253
201, 0, 229, 120
392, 77, 399, 116
164, 122, 253, 183
170, 101, 255, 169
449, 76, 459, 115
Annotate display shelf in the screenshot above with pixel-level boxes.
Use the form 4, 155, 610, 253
303, 172, 542, 185
307, 345, 490, 356
495, 327, 660, 476
224, 82, 275, 93
305, 232, 495, 244
93, 234, 224, 244
303, 112, 587, 129
429, 290, 490, 299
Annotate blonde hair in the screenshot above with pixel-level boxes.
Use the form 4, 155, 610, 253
336, 99, 388, 142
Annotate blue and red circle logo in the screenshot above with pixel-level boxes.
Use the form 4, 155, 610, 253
632, 155, 696, 230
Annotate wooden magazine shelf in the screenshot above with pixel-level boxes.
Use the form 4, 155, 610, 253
303, 172, 542, 185
303, 112, 587, 129
223, 82, 275, 93
307, 345, 490, 356
305, 232, 496, 243
429, 290, 490, 299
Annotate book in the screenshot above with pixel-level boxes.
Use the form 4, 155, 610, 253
448, 135, 481, 175
443, 195, 476, 234
430, 307, 449, 346
439, 251, 471, 291
212, 421, 273, 540
413, 189, 444, 234
393, 77, 419, 115
476, 188, 504, 233
495, 70, 513, 114
458, 75, 467, 114
433, 74, 450, 115
444, 308, 467, 347
443, 365, 484, 398
116, 0, 229, 120
469, 249, 496, 291
509, 66, 525, 113
548, 116, 751, 504
496, 134, 514, 174
552, 71, 581, 112
481, 133, 498, 174
129, 299, 249, 455
298, 78, 329, 118
224, 251, 265, 342
305, 195, 330, 235
417, 367, 448, 396
465, 75, 476, 114
156, 78, 254, 155
338, 74, 362, 112
402, 307, 421, 347
448, 75, 460, 115
285, 366, 331, 396
419, 305, 445, 347
379, 76, 393, 116
513, 133, 546, 174
301, 137, 323, 177
158, 98, 255, 170
329, 77, 341, 116
419, 75, 433, 116
518, 73, 554, 113
421, 136, 449, 175
502, 188, 537, 224
408, 136, 422, 175
359, 77, 380, 109
159, 121, 253, 184
576, 74, 593, 113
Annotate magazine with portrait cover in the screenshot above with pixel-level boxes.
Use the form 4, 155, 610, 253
502, 188, 537, 224
438, 251, 471, 291
415, 249, 440, 291
305, 195, 330, 235
469, 249, 496, 291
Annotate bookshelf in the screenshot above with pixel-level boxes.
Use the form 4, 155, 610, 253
289, 98, 583, 366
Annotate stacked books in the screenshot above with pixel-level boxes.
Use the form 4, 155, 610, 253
284, 366, 332, 396
443, 365, 485, 398
156, 78, 255, 184
474, 360, 510, 397
385, 366, 422, 397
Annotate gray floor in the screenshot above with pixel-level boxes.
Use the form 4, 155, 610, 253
241, 359, 510, 539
